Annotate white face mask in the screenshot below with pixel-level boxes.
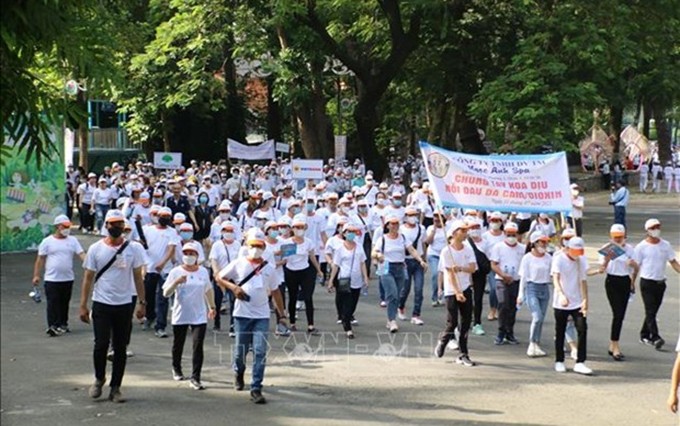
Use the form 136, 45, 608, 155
151, 216, 159, 224
182, 255, 197, 265
571, 190, 579, 197
294, 229, 305, 237
340, 206, 350, 214
490, 222, 501, 231
220, 213, 229, 221
406, 216, 417, 225
247, 247, 264, 259
59, 228, 71, 237
469, 229, 481, 238
506, 236, 517, 245
648, 229, 661, 238
536, 246, 546, 254
376, 199, 386, 207
222, 232, 234, 240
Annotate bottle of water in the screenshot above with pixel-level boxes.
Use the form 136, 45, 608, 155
29, 287, 42, 303
362, 284, 369, 296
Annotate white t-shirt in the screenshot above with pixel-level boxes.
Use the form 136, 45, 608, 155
551, 252, 587, 310
425, 225, 447, 258
489, 241, 526, 281
265, 239, 284, 284
92, 187, 113, 205
324, 235, 344, 261
570, 196, 584, 219
164, 266, 212, 325
77, 183, 95, 204
332, 244, 368, 289
209, 239, 241, 270
401, 224, 426, 257
482, 231, 505, 256
438, 244, 476, 294
374, 234, 409, 263
144, 226, 179, 273
633, 239, 676, 281
598, 243, 635, 277
38, 235, 84, 281
84, 239, 146, 305
282, 237, 315, 271
219, 258, 279, 319
519, 252, 553, 285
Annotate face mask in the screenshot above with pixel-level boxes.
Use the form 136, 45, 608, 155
377, 199, 386, 207
153, 197, 163, 205
59, 228, 71, 237
536, 246, 546, 254
648, 229, 661, 238
268, 230, 279, 238
490, 222, 501, 231
180, 231, 193, 241
108, 226, 124, 238
247, 247, 264, 259
220, 213, 230, 221
345, 232, 356, 242
182, 255, 197, 265
292, 207, 301, 215
340, 206, 350, 214
393, 200, 402, 207
358, 207, 368, 214
406, 216, 417, 225
151, 215, 159, 224
469, 229, 481, 238
158, 217, 171, 227
571, 190, 579, 197
294, 229, 305, 237
506, 236, 517, 245
222, 232, 234, 240
199, 197, 208, 204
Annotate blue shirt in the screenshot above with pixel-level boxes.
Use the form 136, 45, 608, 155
610, 187, 629, 207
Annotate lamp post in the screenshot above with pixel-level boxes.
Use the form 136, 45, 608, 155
324, 58, 353, 135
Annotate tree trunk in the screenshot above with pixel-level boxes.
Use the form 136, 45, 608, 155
223, 43, 246, 146
609, 105, 623, 157
653, 106, 671, 164
642, 102, 652, 139
354, 84, 386, 179
161, 111, 171, 152
266, 77, 282, 144
77, 90, 88, 170
454, 100, 484, 154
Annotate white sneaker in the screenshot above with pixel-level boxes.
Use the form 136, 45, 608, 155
447, 339, 459, 351
379, 301, 387, 308
296, 301, 304, 311
573, 362, 593, 375
570, 348, 578, 360
389, 320, 399, 333
526, 343, 536, 357
410, 317, 424, 326
397, 309, 408, 321
554, 362, 567, 373
126, 349, 135, 357
534, 345, 547, 357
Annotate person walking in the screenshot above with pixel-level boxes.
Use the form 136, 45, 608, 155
424, 213, 447, 307
33, 214, 85, 336
217, 229, 287, 404
482, 211, 506, 320
634, 218, 680, 350
517, 231, 552, 357
609, 180, 629, 228
79, 209, 146, 403
566, 184, 584, 237
399, 206, 427, 325
464, 217, 491, 336
163, 241, 216, 390
434, 220, 477, 367
208, 222, 241, 333
551, 237, 592, 375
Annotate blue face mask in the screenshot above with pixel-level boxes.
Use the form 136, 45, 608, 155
345, 232, 356, 242
306, 203, 315, 212
393, 200, 402, 207
180, 231, 193, 241
293, 207, 301, 215
199, 197, 208, 204
268, 230, 279, 238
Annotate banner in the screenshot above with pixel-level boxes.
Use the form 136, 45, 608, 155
291, 159, 323, 180
1, 138, 65, 252
420, 141, 572, 213
227, 138, 275, 160
153, 152, 183, 169
334, 135, 347, 161
275, 142, 290, 153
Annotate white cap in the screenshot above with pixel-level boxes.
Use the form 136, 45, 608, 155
292, 214, 307, 227
561, 228, 576, 239
221, 221, 235, 231
182, 241, 202, 253
489, 211, 503, 220
116, 197, 127, 208
53, 214, 71, 226
264, 221, 278, 231
158, 207, 172, 217
173, 212, 186, 224
610, 224, 626, 236
218, 200, 231, 211
644, 218, 661, 230
88, 173, 97, 179
245, 228, 266, 245
567, 237, 585, 251
178, 222, 193, 232
504, 222, 519, 233
447, 220, 468, 237
529, 231, 550, 244
139, 192, 150, 199
262, 191, 274, 201
105, 209, 125, 223
342, 223, 361, 233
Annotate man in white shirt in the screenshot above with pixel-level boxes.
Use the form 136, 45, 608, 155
78, 173, 97, 233
674, 162, 680, 193
663, 162, 675, 193
79, 209, 146, 403
639, 161, 650, 192
566, 183, 584, 237
634, 218, 680, 350
33, 214, 85, 336
651, 161, 663, 192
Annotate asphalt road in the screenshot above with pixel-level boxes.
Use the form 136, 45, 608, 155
1, 191, 679, 426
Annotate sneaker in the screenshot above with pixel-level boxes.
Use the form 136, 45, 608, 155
434, 341, 445, 358
250, 389, 267, 404
533, 345, 547, 357
379, 301, 387, 308
107, 350, 114, 362
431, 301, 439, 307
351, 318, 358, 325
447, 339, 459, 351
573, 362, 593, 375
173, 369, 186, 381
505, 335, 519, 345
229, 331, 236, 338
570, 348, 578, 361
89, 379, 105, 399
275, 323, 291, 336
346, 331, 355, 339
554, 362, 567, 373
494, 335, 506, 345
57, 326, 70, 333
336, 319, 342, 324
389, 320, 399, 333
456, 354, 476, 367
296, 301, 304, 311
108, 386, 126, 403
653, 338, 665, 350
189, 378, 205, 390
235, 372, 245, 391
46, 326, 60, 337
471, 324, 485, 336
155, 329, 168, 338
126, 349, 135, 358
397, 308, 407, 321
639, 337, 653, 346
526, 343, 536, 357
410, 316, 424, 326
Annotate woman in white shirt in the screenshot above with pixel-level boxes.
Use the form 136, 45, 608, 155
92, 178, 113, 232
528, 213, 557, 238
163, 242, 216, 390
592, 224, 638, 361
518, 231, 552, 357
328, 224, 369, 339
208, 222, 241, 334
325, 217, 348, 323
424, 213, 447, 307
283, 215, 324, 334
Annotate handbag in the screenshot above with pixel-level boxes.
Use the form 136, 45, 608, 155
337, 247, 356, 293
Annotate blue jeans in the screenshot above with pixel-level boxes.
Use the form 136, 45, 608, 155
526, 282, 550, 343
382, 263, 406, 321
95, 203, 109, 231
487, 273, 498, 309
145, 273, 169, 332
233, 317, 269, 391
379, 277, 385, 302
427, 255, 440, 303
399, 259, 425, 316
614, 206, 626, 227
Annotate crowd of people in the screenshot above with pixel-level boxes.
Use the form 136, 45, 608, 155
32, 156, 680, 406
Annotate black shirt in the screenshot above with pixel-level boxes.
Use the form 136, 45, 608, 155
166, 195, 192, 217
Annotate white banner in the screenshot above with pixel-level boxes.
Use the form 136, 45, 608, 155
64, 128, 75, 169
291, 159, 323, 180
334, 135, 347, 161
420, 141, 572, 213
275, 142, 290, 153
227, 138, 275, 160
153, 152, 182, 169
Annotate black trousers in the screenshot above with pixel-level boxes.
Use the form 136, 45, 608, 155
284, 267, 315, 326
80, 203, 94, 231
639, 278, 666, 341
336, 287, 361, 331
44, 281, 73, 328
554, 308, 587, 363
439, 288, 473, 355
605, 275, 631, 341
92, 301, 132, 387
496, 280, 519, 336
363, 236, 372, 279
172, 324, 207, 381
471, 272, 487, 325
144, 272, 161, 324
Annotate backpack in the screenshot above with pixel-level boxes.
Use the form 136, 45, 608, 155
467, 237, 491, 276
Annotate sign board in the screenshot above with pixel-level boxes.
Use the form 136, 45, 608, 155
227, 139, 275, 160
291, 159, 323, 180
153, 152, 182, 169
419, 141, 572, 213
334, 135, 347, 161
276, 142, 290, 153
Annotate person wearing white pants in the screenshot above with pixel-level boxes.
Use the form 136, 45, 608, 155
663, 162, 674, 193
638, 162, 649, 192
673, 163, 680, 193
